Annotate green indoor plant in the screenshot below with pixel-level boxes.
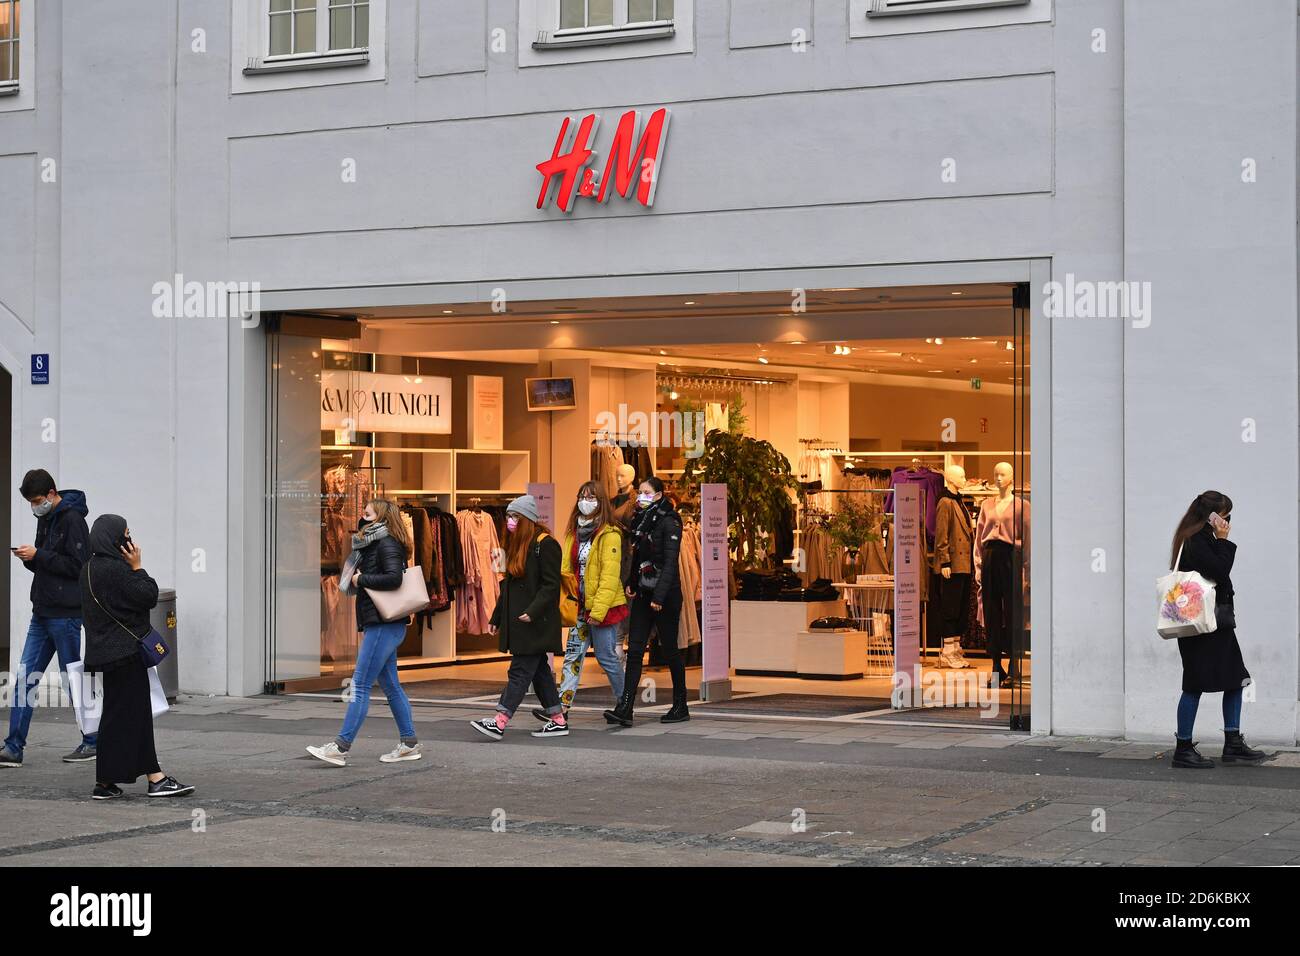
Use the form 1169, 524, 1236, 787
683, 429, 798, 569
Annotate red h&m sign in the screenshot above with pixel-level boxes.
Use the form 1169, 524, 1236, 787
536, 108, 671, 213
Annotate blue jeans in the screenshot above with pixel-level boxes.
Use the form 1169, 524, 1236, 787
5, 615, 95, 758
337, 621, 416, 745
1176, 687, 1244, 741
557, 621, 626, 708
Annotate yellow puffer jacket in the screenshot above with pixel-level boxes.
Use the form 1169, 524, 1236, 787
561, 523, 627, 625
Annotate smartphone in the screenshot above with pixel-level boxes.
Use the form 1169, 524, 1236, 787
117, 533, 134, 551
1208, 513, 1229, 534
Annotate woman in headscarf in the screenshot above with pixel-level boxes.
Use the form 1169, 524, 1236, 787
81, 515, 194, 799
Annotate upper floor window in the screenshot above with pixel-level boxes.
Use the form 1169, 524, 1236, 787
267, 0, 367, 58
0, 0, 19, 88
559, 0, 672, 30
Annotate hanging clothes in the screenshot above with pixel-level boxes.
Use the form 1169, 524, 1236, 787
456, 509, 502, 635
883, 466, 945, 541
677, 516, 703, 648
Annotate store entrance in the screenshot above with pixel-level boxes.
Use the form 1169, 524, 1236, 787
265, 283, 1032, 730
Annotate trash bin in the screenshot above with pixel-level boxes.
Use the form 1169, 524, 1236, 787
151, 589, 178, 702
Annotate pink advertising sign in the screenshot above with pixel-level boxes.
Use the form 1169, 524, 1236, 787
892, 483, 922, 707
700, 483, 731, 698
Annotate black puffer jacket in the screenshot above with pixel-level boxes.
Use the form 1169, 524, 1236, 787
353, 535, 408, 630
23, 489, 90, 617
81, 555, 160, 672
625, 498, 683, 606
491, 534, 562, 656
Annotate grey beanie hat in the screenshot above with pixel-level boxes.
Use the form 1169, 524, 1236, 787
506, 494, 541, 524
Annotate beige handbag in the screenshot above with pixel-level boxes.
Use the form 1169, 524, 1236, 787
365, 565, 430, 622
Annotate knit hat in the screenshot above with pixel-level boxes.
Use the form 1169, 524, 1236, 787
506, 494, 540, 523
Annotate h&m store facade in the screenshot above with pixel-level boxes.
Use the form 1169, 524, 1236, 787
3, 0, 1296, 742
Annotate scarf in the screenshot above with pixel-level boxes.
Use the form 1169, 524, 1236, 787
89, 514, 130, 564
351, 521, 390, 551
576, 517, 599, 543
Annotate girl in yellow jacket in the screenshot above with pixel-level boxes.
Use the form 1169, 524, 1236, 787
536, 481, 628, 721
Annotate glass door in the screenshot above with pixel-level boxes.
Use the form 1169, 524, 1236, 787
1007, 283, 1031, 730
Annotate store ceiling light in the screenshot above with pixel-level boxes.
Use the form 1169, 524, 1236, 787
550, 320, 560, 325
934, 337, 944, 345
758, 356, 769, 364
951, 291, 963, 296
669, 391, 679, 400
684, 300, 696, 305
442, 310, 454, 314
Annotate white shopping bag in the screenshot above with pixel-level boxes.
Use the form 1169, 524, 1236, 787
147, 666, 170, 718
65, 660, 103, 735
1156, 545, 1217, 640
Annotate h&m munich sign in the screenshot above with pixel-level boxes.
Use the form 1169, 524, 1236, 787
321, 370, 452, 435
536, 107, 670, 213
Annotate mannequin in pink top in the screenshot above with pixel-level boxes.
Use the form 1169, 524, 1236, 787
974, 462, 1029, 688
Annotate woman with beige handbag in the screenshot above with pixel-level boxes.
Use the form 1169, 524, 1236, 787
307, 499, 426, 767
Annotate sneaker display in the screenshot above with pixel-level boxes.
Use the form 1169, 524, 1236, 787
146, 775, 195, 798
91, 783, 124, 801
530, 719, 569, 738
379, 742, 423, 763
469, 717, 505, 741
0, 748, 22, 768
63, 742, 97, 763
306, 742, 348, 766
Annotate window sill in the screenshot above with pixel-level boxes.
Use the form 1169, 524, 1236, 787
532, 22, 675, 50
866, 0, 1028, 15
0, 81, 18, 97
243, 50, 369, 75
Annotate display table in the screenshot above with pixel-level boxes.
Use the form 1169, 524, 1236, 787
731, 599, 847, 676
796, 630, 868, 679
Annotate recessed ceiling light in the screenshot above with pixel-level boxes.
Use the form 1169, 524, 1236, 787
550, 320, 559, 325
790, 340, 804, 345
669, 391, 679, 400
442, 310, 454, 314
758, 357, 769, 364
934, 337, 944, 345
659, 350, 667, 355
684, 300, 696, 305
951, 291, 963, 296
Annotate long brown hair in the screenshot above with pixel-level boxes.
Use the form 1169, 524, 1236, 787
505, 513, 551, 578
368, 498, 412, 560
1170, 490, 1232, 568
564, 480, 614, 543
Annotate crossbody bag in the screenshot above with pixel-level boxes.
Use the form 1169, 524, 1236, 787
88, 561, 170, 667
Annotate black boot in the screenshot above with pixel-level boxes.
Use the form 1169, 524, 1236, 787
660, 686, 690, 724
1222, 731, 1267, 764
603, 688, 635, 727
1172, 738, 1215, 769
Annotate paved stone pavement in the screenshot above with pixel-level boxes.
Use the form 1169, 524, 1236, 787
3, 694, 1300, 867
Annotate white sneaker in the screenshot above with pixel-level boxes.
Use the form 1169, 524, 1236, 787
380, 742, 423, 763
306, 742, 348, 766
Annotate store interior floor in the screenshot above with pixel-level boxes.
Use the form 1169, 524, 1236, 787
294, 652, 1030, 728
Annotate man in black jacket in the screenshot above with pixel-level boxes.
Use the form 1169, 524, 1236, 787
1, 470, 95, 766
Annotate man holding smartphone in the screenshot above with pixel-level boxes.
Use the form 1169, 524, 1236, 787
1, 469, 94, 767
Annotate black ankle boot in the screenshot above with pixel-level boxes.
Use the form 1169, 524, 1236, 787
1172, 738, 1215, 769
603, 689, 635, 727
660, 687, 690, 724
1222, 731, 1267, 764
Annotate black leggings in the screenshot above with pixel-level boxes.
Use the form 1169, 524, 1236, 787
624, 590, 684, 702
982, 541, 1019, 677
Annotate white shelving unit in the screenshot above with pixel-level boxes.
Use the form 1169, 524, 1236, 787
324, 444, 531, 663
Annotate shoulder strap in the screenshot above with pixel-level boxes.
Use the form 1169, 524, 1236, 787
87, 559, 146, 643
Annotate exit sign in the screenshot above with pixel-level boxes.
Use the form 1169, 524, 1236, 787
970, 377, 981, 390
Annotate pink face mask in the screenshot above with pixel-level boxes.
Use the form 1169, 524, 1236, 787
506, 515, 520, 533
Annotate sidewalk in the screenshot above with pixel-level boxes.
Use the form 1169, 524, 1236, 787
2, 693, 1298, 867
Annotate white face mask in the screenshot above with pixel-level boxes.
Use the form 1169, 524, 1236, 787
577, 499, 598, 517
637, 492, 658, 509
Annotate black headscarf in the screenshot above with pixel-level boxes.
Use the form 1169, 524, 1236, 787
89, 514, 129, 563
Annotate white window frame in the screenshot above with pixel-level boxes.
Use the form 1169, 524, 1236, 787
535, 0, 676, 50
866, 0, 1029, 15
233, 0, 386, 91
0, 0, 20, 96
244, 0, 370, 75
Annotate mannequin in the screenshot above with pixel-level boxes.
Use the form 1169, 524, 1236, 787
933, 465, 973, 668
974, 461, 1029, 688
611, 464, 636, 509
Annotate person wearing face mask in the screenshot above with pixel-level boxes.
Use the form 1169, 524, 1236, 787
307, 499, 421, 767
1166, 491, 1265, 769
470, 495, 568, 741
542, 482, 627, 720
604, 477, 688, 726
1, 470, 95, 768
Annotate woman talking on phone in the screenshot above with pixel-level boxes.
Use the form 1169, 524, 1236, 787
604, 477, 688, 727
1167, 491, 1265, 769
81, 515, 194, 799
